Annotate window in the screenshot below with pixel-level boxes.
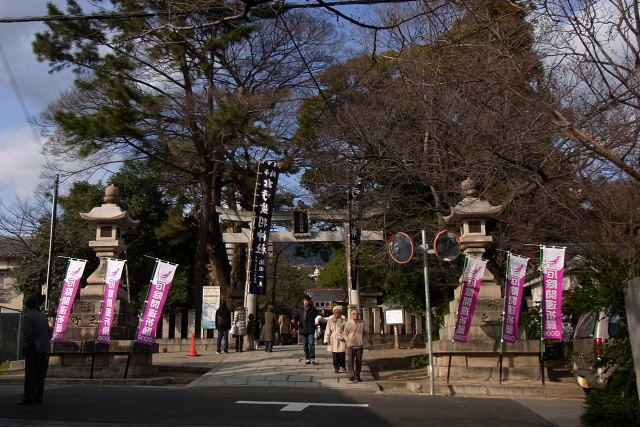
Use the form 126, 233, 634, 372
608, 314, 624, 339
100, 225, 113, 238
574, 312, 598, 339
0, 270, 8, 302
467, 220, 482, 233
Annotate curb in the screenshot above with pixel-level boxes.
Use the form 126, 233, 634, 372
377, 380, 585, 399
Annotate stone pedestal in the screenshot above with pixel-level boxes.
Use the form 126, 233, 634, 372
48, 340, 158, 379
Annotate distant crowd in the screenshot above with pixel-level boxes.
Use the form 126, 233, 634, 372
215, 294, 367, 383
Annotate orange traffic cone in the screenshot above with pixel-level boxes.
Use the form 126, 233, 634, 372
187, 334, 201, 357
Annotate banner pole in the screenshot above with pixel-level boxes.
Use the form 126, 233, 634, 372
539, 246, 545, 385
44, 174, 59, 316
421, 230, 434, 395
498, 253, 510, 384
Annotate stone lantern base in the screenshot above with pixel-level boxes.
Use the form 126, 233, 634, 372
47, 294, 158, 379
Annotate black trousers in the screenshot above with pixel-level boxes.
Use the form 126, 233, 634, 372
23, 353, 49, 403
346, 347, 363, 380
235, 335, 244, 352
332, 352, 346, 370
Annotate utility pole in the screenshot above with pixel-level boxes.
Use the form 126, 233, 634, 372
44, 174, 59, 315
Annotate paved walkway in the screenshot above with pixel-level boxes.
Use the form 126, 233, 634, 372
155, 345, 377, 391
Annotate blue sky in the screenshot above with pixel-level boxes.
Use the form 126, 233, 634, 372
0, 2, 379, 205
0, 1, 77, 201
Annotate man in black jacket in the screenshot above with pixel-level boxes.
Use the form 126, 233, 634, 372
215, 301, 231, 354
294, 295, 319, 365
19, 295, 51, 405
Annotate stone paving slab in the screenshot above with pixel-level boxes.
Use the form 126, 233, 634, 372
186, 345, 378, 392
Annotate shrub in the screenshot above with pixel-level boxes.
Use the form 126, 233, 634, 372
582, 370, 640, 427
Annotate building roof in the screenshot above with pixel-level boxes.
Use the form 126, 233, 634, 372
0, 236, 34, 258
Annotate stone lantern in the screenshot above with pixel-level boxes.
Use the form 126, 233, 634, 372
432, 178, 541, 383
47, 185, 156, 379
443, 178, 502, 260
79, 185, 139, 299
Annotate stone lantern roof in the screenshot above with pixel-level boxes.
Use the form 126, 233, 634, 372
79, 185, 139, 229
443, 178, 502, 224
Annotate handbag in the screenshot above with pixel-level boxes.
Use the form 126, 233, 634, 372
230, 323, 238, 336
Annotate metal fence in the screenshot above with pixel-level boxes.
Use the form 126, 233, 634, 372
0, 306, 21, 362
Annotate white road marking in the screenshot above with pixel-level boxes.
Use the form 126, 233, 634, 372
236, 400, 369, 412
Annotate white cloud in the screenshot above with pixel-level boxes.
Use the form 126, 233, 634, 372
0, 126, 45, 199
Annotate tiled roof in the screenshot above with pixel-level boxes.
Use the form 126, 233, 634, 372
0, 236, 34, 258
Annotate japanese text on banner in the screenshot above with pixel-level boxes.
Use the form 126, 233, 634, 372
453, 256, 487, 343
502, 254, 529, 343
136, 261, 178, 345
52, 259, 87, 342
96, 259, 126, 344
249, 161, 279, 295
542, 247, 565, 339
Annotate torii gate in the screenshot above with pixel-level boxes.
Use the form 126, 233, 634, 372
216, 207, 384, 316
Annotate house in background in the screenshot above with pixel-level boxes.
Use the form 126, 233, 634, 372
0, 236, 34, 311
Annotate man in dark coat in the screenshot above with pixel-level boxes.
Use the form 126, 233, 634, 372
19, 295, 51, 405
294, 295, 319, 365
215, 301, 232, 354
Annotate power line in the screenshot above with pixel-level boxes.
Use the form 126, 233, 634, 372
0, 43, 41, 145
0, 0, 416, 24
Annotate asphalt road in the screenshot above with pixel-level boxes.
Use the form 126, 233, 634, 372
0, 384, 582, 427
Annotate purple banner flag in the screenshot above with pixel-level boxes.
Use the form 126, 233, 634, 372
453, 256, 487, 343
52, 259, 87, 342
96, 259, 126, 344
249, 161, 279, 295
542, 246, 566, 339
503, 254, 529, 343
136, 260, 178, 345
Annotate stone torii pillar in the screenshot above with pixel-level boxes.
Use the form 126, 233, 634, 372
216, 207, 384, 316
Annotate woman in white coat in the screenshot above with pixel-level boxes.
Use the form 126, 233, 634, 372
323, 305, 347, 374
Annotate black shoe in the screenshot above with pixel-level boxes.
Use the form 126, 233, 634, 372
305, 360, 311, 365
356, 377, 362, 382
311, 360, 317, 365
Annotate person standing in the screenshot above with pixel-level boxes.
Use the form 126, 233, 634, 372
232, 303, 247, 352
19, 295, 51, 405
246, 313, 260, 350
294, 295, 319, 365
260, 305, 277, 352
215, 301, 231, 354
278, 313, 291, 345
344, 308, 366, 382
324, 306, 347, 374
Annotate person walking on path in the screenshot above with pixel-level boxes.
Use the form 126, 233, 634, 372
215, 301, 231, 354
344, 308, 366, 382
232, 303, 247, 352
18, 295, 51, 405
294, 295, 319, 365
323, 305, 347, 374
278, 313, 291, 345
260, 305, 277, 352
